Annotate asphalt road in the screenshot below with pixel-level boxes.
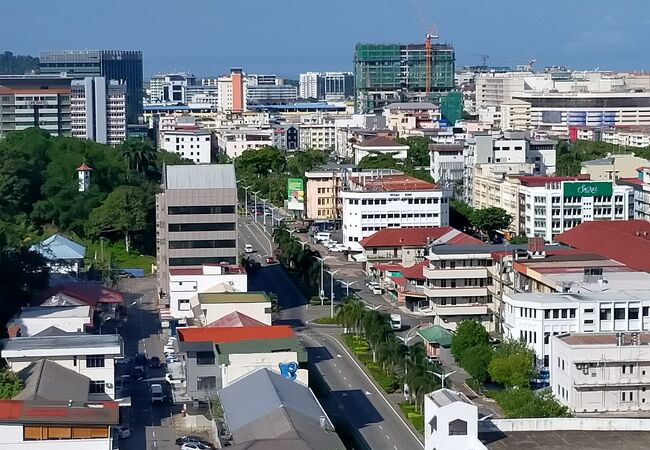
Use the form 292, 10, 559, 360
120, 278, 179, 450
240, 216, 424, 450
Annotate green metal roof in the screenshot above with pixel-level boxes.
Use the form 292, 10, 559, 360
417, 325, 453, 348
217, 337, 307, 365
198, 291, 270, 304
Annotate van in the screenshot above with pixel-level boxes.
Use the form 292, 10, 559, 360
150, 383, 164, 404
315, 232, 331, 242
390, 314, 402, 331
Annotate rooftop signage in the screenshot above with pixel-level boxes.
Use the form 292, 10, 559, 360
563, 181, 613, 197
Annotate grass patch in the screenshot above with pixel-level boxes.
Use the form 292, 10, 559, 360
399, 403, 424, 433
312, 316, 339, 325
85, 240, 155, 273
341, 334, 400, 393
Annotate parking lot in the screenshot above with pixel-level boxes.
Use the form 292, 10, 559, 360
484, 430, 650, 449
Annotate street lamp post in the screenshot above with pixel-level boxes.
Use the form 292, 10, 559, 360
325, 268, 341, 319
315, 256, 333, 306
261, 198, 268, 226
427, 369, 456, 388
338, 280, 358, 297
237, 182, 252, 217
252, 191, 260, 224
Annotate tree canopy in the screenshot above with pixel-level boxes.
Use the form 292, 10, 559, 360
488, 339, 536, 388
451, 320, 490, 365
397, 136, 430, 166
0, 369, 23, 399
0, 51, 39, 75
470, 207, 512, 241
492, 388, 570, 419
556, 140, 650, 176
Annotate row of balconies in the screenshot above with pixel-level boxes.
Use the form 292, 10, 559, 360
423, 265, 488, 279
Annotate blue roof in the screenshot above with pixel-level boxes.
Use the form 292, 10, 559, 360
32, 234, 86, 260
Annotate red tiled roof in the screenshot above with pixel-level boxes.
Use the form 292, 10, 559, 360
516, 176, 578, 187
169, 264, 246, 276
349, 174, 437, 192
205, 311, 266, 328
177, 325, 294, 344
391, 277, 407, 286
618, 177, 644, 186
556, 220, 650, 273
400, 261, 428, 280
76, 163, 93, 171
34, 282, 123, 307
360, 227, 481, 248
0, 400, 118, 424
356, 136, 406, 148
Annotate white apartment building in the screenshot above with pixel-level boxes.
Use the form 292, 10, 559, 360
214, 127, 273, 158
186, 84, 219, 109
1, 334, 123, 400
333, 114, 387, 159
503, 290, 650, 369
500, 99, 531, 130
160, 128, 213, 163
299, 71, 354, 100
341, 174, 449, 248
71, 77, 126, 146
148, 72, 196, 104
383, 102, 441, 135
421, 244, 494, 331
518, 177, 634, 241
429, 144, 464, 185
168, 264, 248, 320
619, 166, 650, 221
551, 332, 650, 413
298, 119, 337, 150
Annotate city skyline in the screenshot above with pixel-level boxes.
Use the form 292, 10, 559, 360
2, 0, 649, 78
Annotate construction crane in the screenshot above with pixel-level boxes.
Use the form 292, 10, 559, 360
413, 0, 439, 95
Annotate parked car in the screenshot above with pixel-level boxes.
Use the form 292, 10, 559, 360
165, 355, 181, 363
368, 282, 382, 295
150, 383, 164, 404
134, 353, 147, 369
176, 435, 215, 448
114, 425, 130, 439
181, 443, 212, 450
116, 270, 135, 279
244, 243, 254, 253
265, 256, 276, 264
149, 356, 162, 368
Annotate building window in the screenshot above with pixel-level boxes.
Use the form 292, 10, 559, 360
196, 351, 215, 365
448, 419, 467, 436
614, 308, 626, 320
86, 355, 105, 368
197, 376, 217, 390
630, 308, 640, 320
178, 299, 190, 311
430, 415, 437, 433
89, 380, 106, 394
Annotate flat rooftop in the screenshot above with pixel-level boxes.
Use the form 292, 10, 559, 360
197, 292, 270, 304
348, 174, 438, 192
505, 290, 650, 306
2, 334, 122, 354
164, 164, 236, 190
483, 430, 650, 449
16, 306, 91, 319
558, 332, 650, 347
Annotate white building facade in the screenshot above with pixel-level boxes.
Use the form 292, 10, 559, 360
503, 290, 650, 369
71, 77, 126, 146
519, 178, 634, 241
425, 389, 486, 450
341, 174, 449, 247
169, 265, 248, 319
551, 332, 650, 413
160, 129, 212, 163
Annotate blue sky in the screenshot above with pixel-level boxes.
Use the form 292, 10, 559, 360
3, 0, 649, 78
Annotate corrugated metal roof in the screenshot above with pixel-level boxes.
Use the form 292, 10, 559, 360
198, 292, 270, 304
218, 369, 343, 449
15, 359, 90, 402
164, 164, 236, 190
32, 234, 86, 260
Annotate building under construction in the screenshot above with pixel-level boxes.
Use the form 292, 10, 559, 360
354, 43, 459, 122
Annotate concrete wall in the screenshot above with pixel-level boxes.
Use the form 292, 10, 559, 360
478, 418, 650, 433
201, 302, 271, 326
222, 352, 308, 387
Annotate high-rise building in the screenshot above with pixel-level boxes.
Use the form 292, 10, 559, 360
40, 50, 143, 124
0, 75, 72, 137
217, 68, 246, 113
354, 43, 456, 116
156, 164, 238, 295
148, 72, 197, 104
71, 77, 126, 146
299, 72, 354, 100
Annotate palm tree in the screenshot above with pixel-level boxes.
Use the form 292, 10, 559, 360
120, 139, 156, 175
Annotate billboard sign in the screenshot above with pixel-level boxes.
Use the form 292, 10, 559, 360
287, 178, 304, 211
563, 181, 613, 197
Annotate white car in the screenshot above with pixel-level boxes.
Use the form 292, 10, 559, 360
181, 443, 212, 450
244, 244, 254, 253
163, 345, 175, 355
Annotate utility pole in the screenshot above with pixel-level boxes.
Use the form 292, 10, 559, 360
315, 256, 333, 306
325, 268, 341, 318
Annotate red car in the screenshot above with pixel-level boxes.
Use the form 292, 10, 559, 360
266, 257, 276, 264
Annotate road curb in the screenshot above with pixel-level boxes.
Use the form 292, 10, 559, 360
325, 333, 425, 447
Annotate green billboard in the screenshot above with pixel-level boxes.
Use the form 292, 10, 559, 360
287, 178, 304, 211
563, 181, 613, 197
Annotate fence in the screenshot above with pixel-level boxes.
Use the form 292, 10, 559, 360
479, 417, 650, 433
